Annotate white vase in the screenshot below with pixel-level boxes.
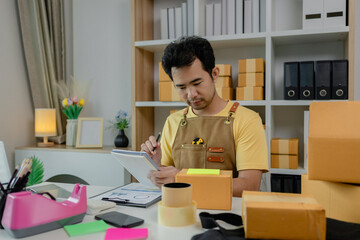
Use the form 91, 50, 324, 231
66, 119, 78, 146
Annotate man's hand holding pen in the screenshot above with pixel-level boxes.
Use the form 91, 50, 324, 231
140, 132, 162, 167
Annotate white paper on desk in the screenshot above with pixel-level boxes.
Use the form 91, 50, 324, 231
91, 183, 161, 206
111, 149, 160, 188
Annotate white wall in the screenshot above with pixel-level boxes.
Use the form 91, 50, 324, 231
0, 0, 35, 170
73, 0, 132, 146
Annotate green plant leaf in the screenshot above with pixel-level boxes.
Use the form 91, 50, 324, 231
26, 156, 44, 187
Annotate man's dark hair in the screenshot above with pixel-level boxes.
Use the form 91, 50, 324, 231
161, 36, 215, 81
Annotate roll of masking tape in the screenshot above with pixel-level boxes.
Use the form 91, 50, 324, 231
158, 182, 196, 227
162, 182, 192, 207
158, 200, 197, 227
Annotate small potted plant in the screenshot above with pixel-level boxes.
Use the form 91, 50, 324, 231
110, 110, 130, 148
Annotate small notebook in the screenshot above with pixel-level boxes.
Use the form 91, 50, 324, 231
90, 182, 161, 208
111, 149, 160, 188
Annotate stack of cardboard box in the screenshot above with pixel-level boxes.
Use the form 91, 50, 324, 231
159, 62, 181, 101
270, 138, 299, 169
237, 58, 265, 100
302, 101, 360, 224
242, 191, 325, 239
215, 64, 233, 100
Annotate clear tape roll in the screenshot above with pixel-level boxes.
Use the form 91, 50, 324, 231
158, 200, 197, 227
162, 182, 192, 207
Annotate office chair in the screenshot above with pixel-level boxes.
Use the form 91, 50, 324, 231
0, 141, 11, 184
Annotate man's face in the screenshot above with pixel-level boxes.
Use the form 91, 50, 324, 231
172, 58, 216, 110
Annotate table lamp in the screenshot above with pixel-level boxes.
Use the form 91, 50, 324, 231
35, 108, 56, 147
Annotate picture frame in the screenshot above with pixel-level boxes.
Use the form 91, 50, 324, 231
76, 117, 104, 148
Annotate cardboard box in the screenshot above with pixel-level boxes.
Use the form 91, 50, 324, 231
271, 154, 298, 169
216, 87, 234, 100
242, 191, 325, 240
215, 76, 232, 88
236, 87, 264, 100
175, 169, 232, 210
302, 174, 360, 224
159, 81, 181, 101
216, 64, 232, 76
271, 138, 299, 155
159, 62, 171, 81
308, 101, 360, 184
238, 73, 264, 87
238, 58, 265, 73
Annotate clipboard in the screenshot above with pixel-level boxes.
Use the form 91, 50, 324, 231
111, 149, 160, 188
90, 182, 161, 208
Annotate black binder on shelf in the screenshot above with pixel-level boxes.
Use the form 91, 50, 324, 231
299, 61, 315, 100
284, 62, 299, 100
315, 60, 332, 99
331, 60, 348, 99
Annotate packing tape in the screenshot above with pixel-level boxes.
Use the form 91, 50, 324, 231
278, 140, 289, 154
158, 200, 197, 227
162, 182, 192, 207
158, 182, 197, 227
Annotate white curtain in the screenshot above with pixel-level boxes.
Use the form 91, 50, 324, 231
17, 0, 66, 143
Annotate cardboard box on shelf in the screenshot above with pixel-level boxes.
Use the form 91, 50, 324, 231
238, 72, 264, 87
159, 62, 171, 81
216, 87, 234, 100
175, 169, 232, 210
242, 191, 325, 240
236, 87, 264, 100
301, 174, 360, 224
308, 101, 360, 184
215, 76, 232, 88
216, 64, 232, 76
271, 154, 298, 169
159, 81, 181, 101
238, 58, 265, 73
271, 138, 299, 155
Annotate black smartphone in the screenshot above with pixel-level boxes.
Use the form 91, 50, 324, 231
95, 211, 144, 228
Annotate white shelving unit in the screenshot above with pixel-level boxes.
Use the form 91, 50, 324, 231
131, 0, 354, 177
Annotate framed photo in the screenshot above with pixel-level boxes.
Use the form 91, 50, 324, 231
76, 117, 104, 148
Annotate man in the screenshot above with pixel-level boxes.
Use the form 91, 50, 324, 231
141, 36, 268, 197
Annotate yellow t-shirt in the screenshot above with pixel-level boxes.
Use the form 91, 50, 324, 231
160, 101, 269, 171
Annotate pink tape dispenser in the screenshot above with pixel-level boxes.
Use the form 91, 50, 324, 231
1, 184, 87, 238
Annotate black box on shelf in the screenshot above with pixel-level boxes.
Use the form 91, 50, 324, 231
331, 60, 348, 99
315, 60, 331, 99
271, 174, 301, 194
299, 61, 315, 100
284, 62, 299, 100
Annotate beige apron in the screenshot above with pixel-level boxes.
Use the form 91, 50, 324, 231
172, 102, 239, 177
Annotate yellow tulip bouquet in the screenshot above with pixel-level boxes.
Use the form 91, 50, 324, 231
61, 96, 85, 119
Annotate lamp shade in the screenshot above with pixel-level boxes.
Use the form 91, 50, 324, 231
35, 108, 56, 137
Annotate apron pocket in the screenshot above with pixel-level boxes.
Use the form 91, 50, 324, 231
179, 144, 207, 169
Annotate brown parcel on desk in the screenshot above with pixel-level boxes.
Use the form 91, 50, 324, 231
175, 169, 232, 210
242, 191, 326, 240
302, 174, 360, 224
308, 101, 360, 184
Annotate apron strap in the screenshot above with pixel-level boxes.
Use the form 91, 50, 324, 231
180, 106, 190, 126
225, 102, 240, 125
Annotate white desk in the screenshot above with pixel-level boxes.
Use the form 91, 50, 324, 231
0, 183, 242, 240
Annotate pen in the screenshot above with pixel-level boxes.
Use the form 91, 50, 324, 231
152, 132, 161, 151
102, 197, 130, 204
